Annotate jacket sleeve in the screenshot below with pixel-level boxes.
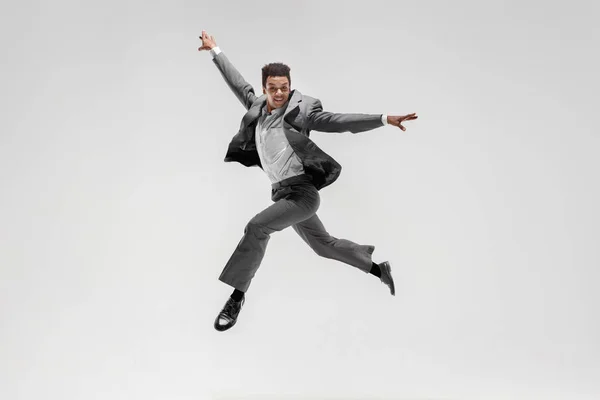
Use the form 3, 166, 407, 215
306, 99, 385, 133
211, 51, 258, 111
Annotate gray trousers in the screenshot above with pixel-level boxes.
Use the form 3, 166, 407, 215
219, 174, 375, 292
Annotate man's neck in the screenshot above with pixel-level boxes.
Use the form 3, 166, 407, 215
266, 102, 288, 114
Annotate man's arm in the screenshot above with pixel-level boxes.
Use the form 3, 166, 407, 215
199, 31, 258, 111
306, 99, 386, 133
307, 99, 418, 133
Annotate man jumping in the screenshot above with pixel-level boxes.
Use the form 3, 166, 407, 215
198, 30, 418, 332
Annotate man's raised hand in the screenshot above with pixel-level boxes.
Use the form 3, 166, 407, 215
387, 113, 418, 131
198, 30, 217, 51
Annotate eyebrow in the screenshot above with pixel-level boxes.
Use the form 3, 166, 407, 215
267, 84, 289, 87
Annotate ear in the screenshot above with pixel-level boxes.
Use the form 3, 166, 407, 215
262, 87, 266, 95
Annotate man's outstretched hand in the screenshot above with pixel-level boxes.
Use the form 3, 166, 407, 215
388, 113, 418, 131
198, 30, 217, 51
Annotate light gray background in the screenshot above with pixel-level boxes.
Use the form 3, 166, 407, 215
1, 0, 599, 399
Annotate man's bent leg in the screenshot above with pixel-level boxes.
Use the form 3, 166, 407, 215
219, 182, 320, 292
292, 213, 374, 273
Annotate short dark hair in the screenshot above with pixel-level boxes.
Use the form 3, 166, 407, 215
261, 62, 291, 88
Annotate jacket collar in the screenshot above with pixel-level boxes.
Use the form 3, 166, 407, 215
243, 89, 303, 127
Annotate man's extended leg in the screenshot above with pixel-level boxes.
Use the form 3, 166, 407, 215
214, 176, 320, 331
292, 213, 395, 294
219, 178, 320, 293
292, 213, 374, 273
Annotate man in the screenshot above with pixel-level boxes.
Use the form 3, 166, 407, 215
198, 30, 418, 332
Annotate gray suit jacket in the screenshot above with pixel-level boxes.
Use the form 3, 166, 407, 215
211, 51, 384, 190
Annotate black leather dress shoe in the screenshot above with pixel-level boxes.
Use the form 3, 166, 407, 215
378, 261, 395, 296
214, 296, 245, 331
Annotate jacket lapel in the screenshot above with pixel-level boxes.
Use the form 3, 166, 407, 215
241, 96, 265, 128
283, 89, 303, 120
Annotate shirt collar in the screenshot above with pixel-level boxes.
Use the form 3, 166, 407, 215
262, 101, 288, 115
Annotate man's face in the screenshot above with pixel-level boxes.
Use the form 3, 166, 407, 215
262, 76, 291, 110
